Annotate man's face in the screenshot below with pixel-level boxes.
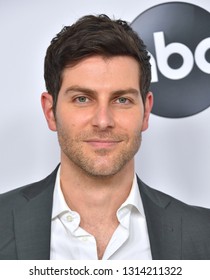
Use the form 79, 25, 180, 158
42, 55, 153, 177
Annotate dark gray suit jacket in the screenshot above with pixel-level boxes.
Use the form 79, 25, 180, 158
1, 166, 210, 260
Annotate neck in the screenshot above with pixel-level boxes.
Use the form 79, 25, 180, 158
59, 154, 135, 218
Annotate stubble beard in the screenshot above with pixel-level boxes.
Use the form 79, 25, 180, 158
56, 123, 142, 179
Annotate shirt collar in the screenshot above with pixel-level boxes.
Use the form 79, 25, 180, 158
52, 166, 145, 220
119, 174, 145, 217
52, 166, 70, 219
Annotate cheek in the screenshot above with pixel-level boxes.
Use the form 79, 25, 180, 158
56, 109, 90, 134
69, 113, 91, 130
118, 111, 143, 132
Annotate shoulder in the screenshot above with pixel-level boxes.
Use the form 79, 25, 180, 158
138, 178, 210, 259
0, 166, 59, 211
137, 176, 210, 218
0, 166, 58, 260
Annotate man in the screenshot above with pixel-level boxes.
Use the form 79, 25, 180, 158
1, 14, 210, 260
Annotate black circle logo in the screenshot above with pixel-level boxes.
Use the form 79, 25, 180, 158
131, 2, 210, 118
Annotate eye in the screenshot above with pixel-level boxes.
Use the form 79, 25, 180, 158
75, 96, 89, 103
115, 97, 130, 104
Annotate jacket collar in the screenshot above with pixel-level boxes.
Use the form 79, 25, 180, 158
137, 177, 182, 260
13, 166, 59, 259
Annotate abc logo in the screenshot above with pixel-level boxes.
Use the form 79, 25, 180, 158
131, 2, 210, 118
151, 32, 210, 82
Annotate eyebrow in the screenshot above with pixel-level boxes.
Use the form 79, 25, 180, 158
64, 86, 97, 95
64, 86, 140, 96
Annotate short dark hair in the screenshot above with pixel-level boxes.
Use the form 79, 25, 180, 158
44, 14, 151, 112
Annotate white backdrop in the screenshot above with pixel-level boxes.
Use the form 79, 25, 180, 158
1, 0, 210, 207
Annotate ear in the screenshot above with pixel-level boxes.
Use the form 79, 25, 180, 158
141, 91, 153, 132
41, 92, 57, 131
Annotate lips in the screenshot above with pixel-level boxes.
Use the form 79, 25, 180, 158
84, 139, 122, 148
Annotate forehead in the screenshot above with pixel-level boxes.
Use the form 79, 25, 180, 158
60, 55, 140, 91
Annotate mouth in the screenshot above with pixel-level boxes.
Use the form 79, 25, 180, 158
84, 139, 122, 149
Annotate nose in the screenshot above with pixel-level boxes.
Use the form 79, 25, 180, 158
91, 104, 115, 130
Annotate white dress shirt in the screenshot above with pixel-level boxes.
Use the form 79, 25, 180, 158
50, 167, 152, 260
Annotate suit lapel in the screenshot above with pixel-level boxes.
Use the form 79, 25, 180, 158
138, 177, 182, 260
13, 167, 58, 259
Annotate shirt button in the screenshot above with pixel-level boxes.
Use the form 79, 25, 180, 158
66, 215, 73, 222
82, 237, 88, 242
